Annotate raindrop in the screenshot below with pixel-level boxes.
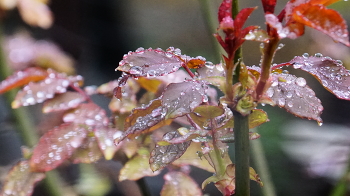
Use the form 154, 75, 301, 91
135, 47, 145, 52
287, 101, 293, 107
314, 53, 323, 57
129, 66, 142, 75
278, 98, 285, 107
205, 62, 214, 69
318, 122, 323, 126
266, 88, 274, 97
180, 92, 185, 96
293, 63, 303, 69
302, 53, 309, 58
295, 77, 306, 87
286, 92, 293, 98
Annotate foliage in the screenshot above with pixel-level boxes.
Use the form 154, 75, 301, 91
0, 0, 350, 195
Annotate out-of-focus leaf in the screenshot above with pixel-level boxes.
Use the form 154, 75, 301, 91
12, 71, 83, 108
150, 130, 191, 172
119, 153, 160, 181
71, 135, 103, 164
63, 103, 109, 126
186, 59, 205, 69
94, 126, 122, 160
265, 72, 323, 123
244, 29, 270, 43
116, 48, 182, 78
30, 123, 87, 172
42, 92, 86, 113
173, 142, 215, 173
122, 140, 138, 158
250, 167, 263, 187
1, 160, 45, 196
17, 0, 53, 29
292, 3, 349, 46
202, 163, 235, 196
193, 105, 224, 119
261, 0, 276, 14
0, 67, 47, 94
289, 54, 350, 100
162, 80, 208, 118
136, 77, 162, 93
249, 109, 269, 128
161, 171, 202, 196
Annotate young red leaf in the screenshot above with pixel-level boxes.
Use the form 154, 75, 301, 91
234, 7, 257, 32
289, 54, 350, 100
30, 123, 87, 172
261, 0, 277, 14
160, 171, 202, 196
292, 3, 349, 46
71, 135, 103, 164
119, 153, 161, 181
0, 67, 48, 94
94, 126, 122, 160
1, 160, 45, 196
150, 130, 191, 172
63, 102, 109, 126
42, 92, 86, 113
162, 80, 208, 118
218, 0, 232, 23
265, 72, 323, 123
116, 48, 183, 78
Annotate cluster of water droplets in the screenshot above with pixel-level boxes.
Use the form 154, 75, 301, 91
63, 103, 108, 126
42, 92, 86, 113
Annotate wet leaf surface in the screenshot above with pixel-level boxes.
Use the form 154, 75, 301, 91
0, 67, 47, 94
30, 123, 87, 172
116, 48, 182, 78
71, 135, 103, 164
150, 130, 191, 172
42, 92, 86, 113
249, 109, 269, 128
63, 103, 109, 126
161, 171, 202, 196
1, 160, 45, 196
289, 54, 350, 100
94, 126, 122, 160
266, 72, 323, 123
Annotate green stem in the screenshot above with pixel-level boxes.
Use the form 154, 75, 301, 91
251, 136, 276, 196
0, 27, 63, 196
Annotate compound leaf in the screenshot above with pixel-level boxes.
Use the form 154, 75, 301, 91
30, 123, 87, 172
1, 160, 45, 196
265, 72, 323, 123
161, 171, 202, 196
289, 54, 350, 100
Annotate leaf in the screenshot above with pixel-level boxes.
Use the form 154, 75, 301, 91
289, 54, 350, 100
218, 0, 232, 23
119, 153, 161, 181
136, 77, 162, 93
292, 3, 349, 46
71, 135, 103, 164
42, 92, 86, 113
185, 58, 206, 69
94, 126, 122, 160
249, 109, 269, 128
63, 103, 109, 126
157, 127, 208, 145
12, 71, 83, 108
1, 160, 45, 196
161, 171, 202, 196
30, 123, 87, 172
250, 167, 263, 187
0, 67, 48, 94
244, 29, 270, 43
173, 142, 215, 173
261, 0, 276, 14
234, 7, 257, 32
196, 63, 225, 78
162, 80, 208, 118
150, 130, 191, 172
116, 48, 182, 78
17, 0, 53, 29
193, 105, 224, 119
265, 72, 323, 123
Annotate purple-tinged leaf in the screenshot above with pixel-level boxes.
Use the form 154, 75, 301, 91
157, 127, 208, 145
196, 63, 225, 78
71, 135, 103, 164
30, 123, 87, 172
1, 160, 45, 196
94, 126, 122, 160
116, 48, 182, 78
265, 72, 323, 123
0, 67, 48, 94
162, 80, 208, 118
289, 54, 350, 100
150, 130, 191, 172
161, 171, 202, 196
119, 152, 161, 181
42, 92, 86, 113
97, 80, 119, 95
63, 103, 109, 126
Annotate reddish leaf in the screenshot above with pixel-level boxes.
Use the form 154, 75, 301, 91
63, 103, 109, 126
218, 0, 232, 23
162, 80, 208, 118
116, 48, 182, 78
119, 153, 161, 181
150, 130, 191, 172
265, 72, 323, 123
42, 92, 86, 113
71, 135, 103, 164
289, 54, 350, 100
30, 123, 87, 172
0, 67, 47, 94
161, 171, 202, 196
1, 160, 45, 196
234, 7, 257, 32
261, 0, 277, 14
309, 0, 341, 6
94, 126, 122, 160
292, 3, 349, 46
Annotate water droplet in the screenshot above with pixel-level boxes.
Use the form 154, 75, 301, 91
180, 92, 185, 96
314, 53, 323, 57
278, 98, 285, 107
287, 101, 293, 107
295, 77, 306, 87
293, 63, 303, 69
205, 62, 214, 69
286, 92, 293, 98
302, 53, 309, 58
266, 88, 274, 97
318, 122, 323, 126
282, 70, 289, 74
135, 47, 144, 52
